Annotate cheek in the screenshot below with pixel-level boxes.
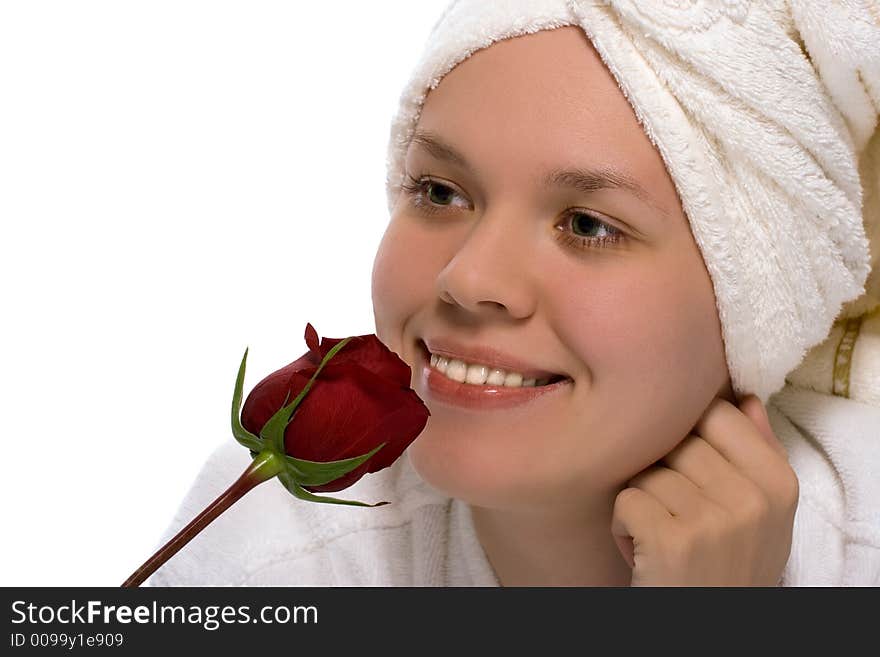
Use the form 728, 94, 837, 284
551, 255, 721, 386
371, 215, 431, 346
544, 247, 728, 478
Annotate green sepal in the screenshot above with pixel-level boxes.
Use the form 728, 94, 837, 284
283, 442, 386, 487
259, 388, 293, 455
277, 471, 389, 507
259, 336, 355, 453
231, 347, 264, 453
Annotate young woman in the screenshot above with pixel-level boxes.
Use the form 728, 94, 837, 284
147, 1, 880, 586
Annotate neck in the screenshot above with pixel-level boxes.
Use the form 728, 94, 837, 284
469, 492, 633, 587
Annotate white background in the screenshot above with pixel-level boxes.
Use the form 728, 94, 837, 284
0, 1, 448, 586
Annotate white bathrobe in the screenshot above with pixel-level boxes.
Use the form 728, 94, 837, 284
146, 312, 880, 587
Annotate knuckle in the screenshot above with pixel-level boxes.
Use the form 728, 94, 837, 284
704, 502, 733, 530
737, 487, 771, 523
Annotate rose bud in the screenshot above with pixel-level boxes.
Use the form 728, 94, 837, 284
240, 322, 430, 493
121, 323, 429, 587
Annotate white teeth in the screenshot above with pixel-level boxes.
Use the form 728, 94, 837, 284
427, 350, 562, 387
486, 368, 506, 385
465, 363, 489, 384
502, 371, 522, 387
446, 358, 468, 383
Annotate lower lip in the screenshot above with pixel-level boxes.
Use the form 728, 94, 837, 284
417, 345, 572, 411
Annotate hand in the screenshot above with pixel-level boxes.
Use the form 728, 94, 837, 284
610, 394, 799, 586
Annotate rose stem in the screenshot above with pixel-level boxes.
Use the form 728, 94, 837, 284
121, 450, 283, 587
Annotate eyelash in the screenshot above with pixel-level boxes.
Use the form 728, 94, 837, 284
400, 173, 625, 251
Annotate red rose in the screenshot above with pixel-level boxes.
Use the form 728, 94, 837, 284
240, 323, 430, 492
122, 323, 429, 587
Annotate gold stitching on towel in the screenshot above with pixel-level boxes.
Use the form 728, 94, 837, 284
832, 315, 864, 398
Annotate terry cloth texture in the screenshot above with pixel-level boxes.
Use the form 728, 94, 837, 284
383, 0, 880, 405
145, 442, 500, 587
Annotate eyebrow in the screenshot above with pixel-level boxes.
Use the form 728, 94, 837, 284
409, 130, 669, 221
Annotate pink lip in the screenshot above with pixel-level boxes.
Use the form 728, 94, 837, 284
416, 342, 572, 411
421, 337, 568, 380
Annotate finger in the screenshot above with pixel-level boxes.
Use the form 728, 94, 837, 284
738, 394, 788, 459
611, 486, 674, 551
661, 434, 770, 512
692, 397, 789, 493
627, 464, 708, 520
661, 434, 729, 490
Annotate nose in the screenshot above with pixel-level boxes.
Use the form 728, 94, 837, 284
435, 206, 537, 320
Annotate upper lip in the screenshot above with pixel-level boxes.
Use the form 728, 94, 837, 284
420, 337, 570, 380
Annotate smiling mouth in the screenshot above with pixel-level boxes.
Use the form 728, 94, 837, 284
414, 340, 572, 411
417, 340, 570, 388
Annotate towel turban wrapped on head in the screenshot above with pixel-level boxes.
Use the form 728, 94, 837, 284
384, 0, 880, 405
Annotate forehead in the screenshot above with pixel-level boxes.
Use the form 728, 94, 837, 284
413, 26, 672, 196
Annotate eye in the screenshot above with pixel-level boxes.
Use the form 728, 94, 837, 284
555, 210, 625, 251
400, 174, 470, 215
401, 173, 626, 251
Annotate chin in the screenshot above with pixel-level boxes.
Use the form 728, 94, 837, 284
407, 425, 509, 508
406, 423, 580, 511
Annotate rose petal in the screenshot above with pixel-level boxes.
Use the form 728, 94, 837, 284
316, 334, 412, 387
281, 360, 421, 460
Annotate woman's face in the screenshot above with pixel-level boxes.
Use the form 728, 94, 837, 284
371, 26, 735, 512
